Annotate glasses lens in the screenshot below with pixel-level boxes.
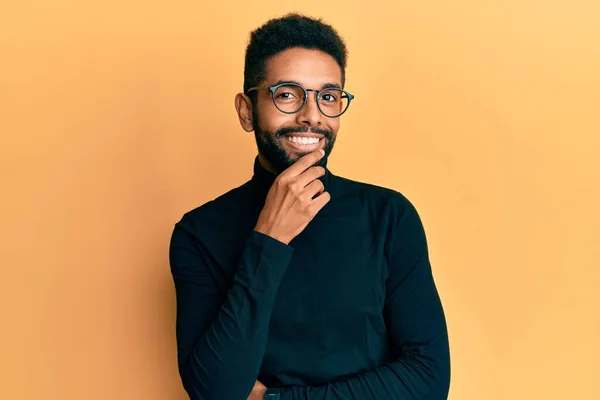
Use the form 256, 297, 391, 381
318, 88, 350, 117
272, 85, 306, 113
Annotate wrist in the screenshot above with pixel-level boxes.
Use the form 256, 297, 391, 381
254, 225, 290, 245
248, 381, 270, 400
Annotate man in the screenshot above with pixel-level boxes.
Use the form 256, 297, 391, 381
169, 13, 451, 400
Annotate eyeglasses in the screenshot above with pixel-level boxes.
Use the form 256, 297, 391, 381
246, 82, 355, 118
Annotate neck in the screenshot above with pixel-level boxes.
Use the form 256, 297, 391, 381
257, 153, 329, 175
251, 154, 336, 196
257, 153, 280, 175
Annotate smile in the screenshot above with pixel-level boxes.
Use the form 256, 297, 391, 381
286, 136, 322, 145
283, 134, 324, 152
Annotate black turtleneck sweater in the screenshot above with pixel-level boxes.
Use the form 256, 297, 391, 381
169, 157, 450, 400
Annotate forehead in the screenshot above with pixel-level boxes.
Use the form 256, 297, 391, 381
264, 47, 342, 87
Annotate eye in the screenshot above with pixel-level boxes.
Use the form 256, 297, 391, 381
320, 92, 339, 102
276, 91, 297, 99
274, 85, 304, 101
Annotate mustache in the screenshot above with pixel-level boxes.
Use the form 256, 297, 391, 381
275, 125, 332, 139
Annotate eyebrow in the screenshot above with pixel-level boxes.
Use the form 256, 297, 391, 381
273, 80, 342, 90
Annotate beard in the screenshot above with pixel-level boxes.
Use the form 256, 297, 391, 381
252, 110, 337, 173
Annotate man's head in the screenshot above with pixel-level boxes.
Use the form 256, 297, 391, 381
235, 13, 351, 173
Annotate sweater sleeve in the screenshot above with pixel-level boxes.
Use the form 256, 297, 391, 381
267, 196, 451, 400
169, 218, 293, 400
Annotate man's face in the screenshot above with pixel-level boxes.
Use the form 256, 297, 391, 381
251, 48, 343, 172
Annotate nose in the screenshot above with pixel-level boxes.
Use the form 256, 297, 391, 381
295, 91, 322, 127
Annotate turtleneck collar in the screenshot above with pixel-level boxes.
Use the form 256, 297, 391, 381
250, 155, 336, 194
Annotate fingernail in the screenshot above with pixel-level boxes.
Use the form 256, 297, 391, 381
319, 149, 325, 155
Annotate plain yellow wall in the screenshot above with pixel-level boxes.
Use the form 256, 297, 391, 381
1, 1, 599, 399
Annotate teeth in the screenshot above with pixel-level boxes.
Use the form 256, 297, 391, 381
287, 136, 320, 145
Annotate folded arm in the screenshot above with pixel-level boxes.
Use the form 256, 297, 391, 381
268, 196, 451, 399
169, 219, 293, 400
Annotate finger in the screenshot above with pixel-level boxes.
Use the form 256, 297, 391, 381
303, 178, 325, 200
309, 190, 331, 213
295, 166, 326, 188
281, 149, 325, 178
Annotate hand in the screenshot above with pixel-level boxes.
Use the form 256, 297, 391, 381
254, 149, 331, 245
247, 380, 267, 400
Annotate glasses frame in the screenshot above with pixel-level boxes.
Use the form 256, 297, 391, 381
246, 82, 355, 118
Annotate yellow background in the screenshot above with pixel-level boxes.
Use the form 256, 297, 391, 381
1, 1, 598, 399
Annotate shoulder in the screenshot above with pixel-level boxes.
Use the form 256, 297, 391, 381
173, 180, 255, 235
333, 174, 428, 256
333, 174, 417, 214
332, 174, 427, 243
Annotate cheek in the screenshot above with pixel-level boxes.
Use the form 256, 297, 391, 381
257, 106, 296, 132
329, 119, 341, 133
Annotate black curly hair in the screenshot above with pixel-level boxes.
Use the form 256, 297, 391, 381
243, 13, 349, 99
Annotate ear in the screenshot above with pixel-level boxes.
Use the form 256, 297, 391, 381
234, 93, 255, 132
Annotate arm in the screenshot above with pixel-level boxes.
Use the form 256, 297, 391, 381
268, 196, 451, 399
169, 220, 293, 400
